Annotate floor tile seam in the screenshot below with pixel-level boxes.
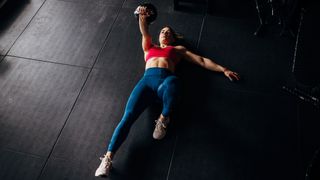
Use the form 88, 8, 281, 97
35, 2, 125, 180
195, 5, 207, 50
4, 0, 48, 58
34, 68, 92, 180
88, 0, 126, 70
1, 147, 45, 159
165, 135, 179, 180
6, 54, 90, 69
291, 9, 303, 74
40, 154, 86, 163
56, 0, 125, 7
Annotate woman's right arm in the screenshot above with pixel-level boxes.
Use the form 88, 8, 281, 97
138, 7, 152, 52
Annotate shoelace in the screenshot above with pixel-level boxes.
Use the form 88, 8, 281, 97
99, 156, 112, 168
155, 119, 167, 130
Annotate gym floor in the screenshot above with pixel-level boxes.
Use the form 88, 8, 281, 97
0, 0, 319, 180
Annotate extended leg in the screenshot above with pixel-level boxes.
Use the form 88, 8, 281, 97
107, 79, 156, 153
95, 79, 156, 177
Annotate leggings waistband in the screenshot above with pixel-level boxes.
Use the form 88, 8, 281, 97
144, 68, 173, 77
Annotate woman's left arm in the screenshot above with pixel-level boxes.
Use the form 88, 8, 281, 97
176, 46, 240, 81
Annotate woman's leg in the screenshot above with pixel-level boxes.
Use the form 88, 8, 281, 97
153, 76, 180, 139
157, 76, 180, 117
107, 78, 156, 155
96, 78, 156, 177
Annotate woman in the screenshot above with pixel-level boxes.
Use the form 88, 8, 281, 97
95, 6, 240, 177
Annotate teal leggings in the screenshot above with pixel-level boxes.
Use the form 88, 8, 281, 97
107, 68, 180, 153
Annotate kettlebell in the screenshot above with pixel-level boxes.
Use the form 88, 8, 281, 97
134, 3, 157, 24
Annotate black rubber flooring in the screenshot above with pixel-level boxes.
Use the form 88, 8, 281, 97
1, 0, 319, 180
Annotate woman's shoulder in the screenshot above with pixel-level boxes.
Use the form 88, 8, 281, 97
173, 45, 187, 53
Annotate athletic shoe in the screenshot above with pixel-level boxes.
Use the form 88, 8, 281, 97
153, 117, 170, 140
95, 155, 112, 177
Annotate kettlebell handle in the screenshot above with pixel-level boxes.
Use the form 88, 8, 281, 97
134, 3, 158, 25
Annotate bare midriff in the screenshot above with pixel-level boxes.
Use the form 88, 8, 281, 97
145, 57, 176, 72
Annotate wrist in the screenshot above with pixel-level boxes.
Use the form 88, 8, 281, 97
222, 67, 228, 73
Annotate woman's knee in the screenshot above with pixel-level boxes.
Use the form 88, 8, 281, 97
121, 110, 137, 123
166, 76, 179, 84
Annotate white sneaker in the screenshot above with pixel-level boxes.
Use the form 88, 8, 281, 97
95, 156, 112, 177
153, 117, 170, 140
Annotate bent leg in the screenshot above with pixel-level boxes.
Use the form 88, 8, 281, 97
107, 79, 156, 153
157, 76, 181, 117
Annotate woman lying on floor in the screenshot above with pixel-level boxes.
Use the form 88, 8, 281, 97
95, 6, 240, 177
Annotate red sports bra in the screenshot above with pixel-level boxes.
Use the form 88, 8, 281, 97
145, 45, 178, 64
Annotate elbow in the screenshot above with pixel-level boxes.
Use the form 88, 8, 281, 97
199, 57, 206, 67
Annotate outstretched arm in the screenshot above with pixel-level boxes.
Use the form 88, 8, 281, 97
176, 46, 240, 81
138, 6, 152, 52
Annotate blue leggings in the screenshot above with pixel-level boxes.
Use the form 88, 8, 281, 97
107, 68, 180, 153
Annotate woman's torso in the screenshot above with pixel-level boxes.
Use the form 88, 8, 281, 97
144, 45, 180, 72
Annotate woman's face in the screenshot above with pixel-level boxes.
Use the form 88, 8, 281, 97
159, 27, 175, 46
